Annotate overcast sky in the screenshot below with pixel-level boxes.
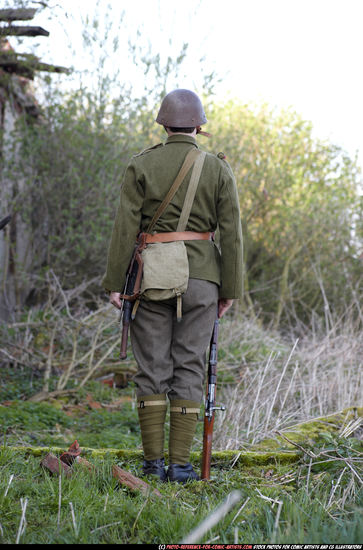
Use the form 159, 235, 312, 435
15, 0, 363, 169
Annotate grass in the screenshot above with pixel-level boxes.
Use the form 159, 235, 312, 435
0, 388, 362, 544
1, 299, 362, 544
0, 443, 362, 544
0, 381, 141, 450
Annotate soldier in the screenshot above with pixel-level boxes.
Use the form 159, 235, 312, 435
102, 89, 243, 483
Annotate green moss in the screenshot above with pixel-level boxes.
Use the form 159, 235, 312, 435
2, 402, 361, 502
8, 445, 299, 469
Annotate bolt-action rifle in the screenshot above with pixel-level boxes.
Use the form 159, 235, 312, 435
201, 316, 226, 480
119, 242, 144, 360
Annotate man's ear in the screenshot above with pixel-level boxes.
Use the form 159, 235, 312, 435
196, 126, 212, 138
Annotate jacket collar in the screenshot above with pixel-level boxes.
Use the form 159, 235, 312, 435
165, 134, 198, 147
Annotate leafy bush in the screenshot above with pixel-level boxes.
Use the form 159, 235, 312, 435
0, 401, 71, 431
206, 100, 362, 325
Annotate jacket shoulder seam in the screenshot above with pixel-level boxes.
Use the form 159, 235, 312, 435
133, 143, 164, 157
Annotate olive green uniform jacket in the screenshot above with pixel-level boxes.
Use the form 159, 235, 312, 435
102, 134, 243, 299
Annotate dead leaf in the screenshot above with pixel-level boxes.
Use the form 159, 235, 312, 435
86, 394, 102, 410
63, 404, 88, 417
101, 377, 114, 388
60, 439, 81, 465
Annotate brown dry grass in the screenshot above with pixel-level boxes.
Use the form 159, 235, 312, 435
213, 312, 362, 449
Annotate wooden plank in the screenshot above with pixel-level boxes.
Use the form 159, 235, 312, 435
0, 53, 70, 78
0, 8, 37, 22
40, 453, 72, 477
112, 465, 162, 498
0, 26, 49, 37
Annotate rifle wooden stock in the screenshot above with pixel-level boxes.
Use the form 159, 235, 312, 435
201, 412, 215, 480
119, 247, 144, 360
120, 303, 132, 360
201, 317, 220, 480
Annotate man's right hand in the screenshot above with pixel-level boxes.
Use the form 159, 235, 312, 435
110, 291, 122, 309
218, 298, 234, 318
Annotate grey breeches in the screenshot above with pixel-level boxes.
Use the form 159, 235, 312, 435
130, 278, 218, 402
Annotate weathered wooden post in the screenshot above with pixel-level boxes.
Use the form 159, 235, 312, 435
0, 7, 69, 320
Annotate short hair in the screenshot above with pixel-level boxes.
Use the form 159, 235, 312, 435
168, 127, 195, 133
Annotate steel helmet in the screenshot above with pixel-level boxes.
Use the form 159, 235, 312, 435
156, 89, 207, 127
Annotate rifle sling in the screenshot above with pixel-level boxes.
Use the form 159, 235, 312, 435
146, 147, 205, 234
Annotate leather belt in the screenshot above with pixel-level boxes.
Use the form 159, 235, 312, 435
142, 231, 213, 244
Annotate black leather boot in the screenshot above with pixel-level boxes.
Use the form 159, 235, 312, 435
142, 458, 167, 481
167, 462, 200, 483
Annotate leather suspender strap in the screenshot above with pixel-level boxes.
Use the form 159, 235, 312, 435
146, 147, 201, 234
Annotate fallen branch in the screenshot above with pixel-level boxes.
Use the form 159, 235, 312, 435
274, 430, 317, 458
0, 348, 36, 370
27, 388, 79, 402
276, 431, 363, 485
326, 452, 363, 485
